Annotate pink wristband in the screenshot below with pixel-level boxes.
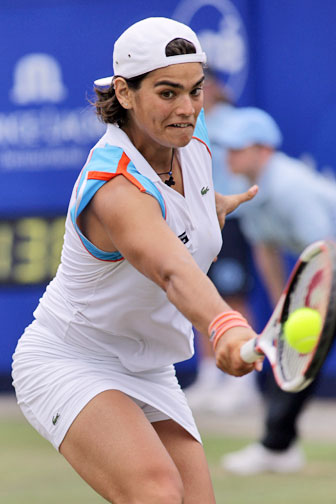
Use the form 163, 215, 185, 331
209, 311, 251, 351
212, 321, 250, 350
209, 310, 245, 332
209, 311, 247, 341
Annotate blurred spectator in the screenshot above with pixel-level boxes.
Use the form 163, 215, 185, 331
185, 71, 259, 413
217, 106, 336, 474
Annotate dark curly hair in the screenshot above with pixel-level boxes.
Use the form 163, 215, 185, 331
93, 38, 198, 127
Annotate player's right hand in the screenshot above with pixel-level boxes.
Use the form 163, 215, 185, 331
214, 327, 263, 376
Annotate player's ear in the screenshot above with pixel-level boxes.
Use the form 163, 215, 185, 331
114, 77, 132, 110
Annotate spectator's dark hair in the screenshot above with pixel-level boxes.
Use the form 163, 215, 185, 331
93, 38, 197, 126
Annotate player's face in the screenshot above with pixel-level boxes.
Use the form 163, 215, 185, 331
227, 145, 264, 177
126, 63, 204, 149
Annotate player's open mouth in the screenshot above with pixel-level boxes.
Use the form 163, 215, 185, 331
169, 123, 193, 128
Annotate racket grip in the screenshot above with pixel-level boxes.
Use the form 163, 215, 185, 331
240, 338, 262, 363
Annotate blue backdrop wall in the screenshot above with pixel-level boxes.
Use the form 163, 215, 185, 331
1, 0, 336, 393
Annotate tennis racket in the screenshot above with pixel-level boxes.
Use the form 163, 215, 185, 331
241, 240, 336, 392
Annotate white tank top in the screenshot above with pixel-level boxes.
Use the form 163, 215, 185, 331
34, 110, 222, 372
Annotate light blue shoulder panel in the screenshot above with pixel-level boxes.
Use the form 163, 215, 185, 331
193, 108, 211, 153
70, 144, 166, 261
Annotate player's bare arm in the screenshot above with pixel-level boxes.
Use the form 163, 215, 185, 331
81, 175, 258, 376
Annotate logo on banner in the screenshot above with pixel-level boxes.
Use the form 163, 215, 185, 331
173, 0, 248, 100
1, 52, 104, 173
10, 53, 67, 105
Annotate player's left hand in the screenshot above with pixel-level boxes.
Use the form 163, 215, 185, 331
215, 185, 259, 230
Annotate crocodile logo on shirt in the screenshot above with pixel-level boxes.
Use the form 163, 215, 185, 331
201, 186, 210, 195
52, 413, 60, 425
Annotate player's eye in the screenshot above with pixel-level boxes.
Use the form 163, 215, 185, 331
160, 90, 175, 99
191, 87, 203, 97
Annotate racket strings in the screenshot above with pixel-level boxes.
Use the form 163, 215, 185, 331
278, 252, 328, 383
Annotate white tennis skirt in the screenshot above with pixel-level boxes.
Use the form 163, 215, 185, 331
12, 319, 201, 450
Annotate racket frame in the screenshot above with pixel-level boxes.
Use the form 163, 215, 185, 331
241, 240, 336, 392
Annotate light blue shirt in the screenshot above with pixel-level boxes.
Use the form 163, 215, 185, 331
238, 152, 336, 254
206, 103, 249, 197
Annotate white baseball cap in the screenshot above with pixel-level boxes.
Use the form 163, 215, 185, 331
94, 17, 207, 88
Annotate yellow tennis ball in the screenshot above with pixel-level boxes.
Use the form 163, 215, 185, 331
284, 307, 321, 353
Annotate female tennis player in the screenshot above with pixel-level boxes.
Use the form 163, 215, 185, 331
12, 17, 259, 504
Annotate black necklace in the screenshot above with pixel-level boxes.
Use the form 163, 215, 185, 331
157, 149, 175, 187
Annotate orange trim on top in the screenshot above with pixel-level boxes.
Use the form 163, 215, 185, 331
192, 136, 212, 158
87, 151, 146, 192
87, 171, 115, 181
116, 152, 146, 191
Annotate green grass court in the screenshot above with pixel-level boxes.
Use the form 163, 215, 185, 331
1, 415, 336, 504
